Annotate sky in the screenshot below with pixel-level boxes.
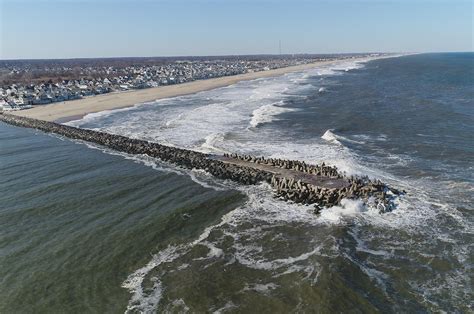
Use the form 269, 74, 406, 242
0, 0, 472, 59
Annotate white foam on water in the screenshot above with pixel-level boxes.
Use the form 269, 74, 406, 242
200, 133, 228, 153
64, 98, 168, 127
307, 57, 368, 77
322, 129, 366, 146
70, 57, 381, 152
118, 183, 328, 311
249, 101, 296, 128
351, 134, 387, 142
67, 54, 470, 311
318, 199, 371, 223
65, 108, 129, 127
321, 129, 341, 145
168, 299, 190, 312
234, 243, 323, 272
242, 283, 279, 294
212, 301, 237, 313
122, 245, 182, 313
341, 250, 389, 292
114, 152, 470, 312
348, 229, 392, 257
188, 169, 230, 191
196, 241, 224, 260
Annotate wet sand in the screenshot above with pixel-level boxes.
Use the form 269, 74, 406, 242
9, 60, 338, 122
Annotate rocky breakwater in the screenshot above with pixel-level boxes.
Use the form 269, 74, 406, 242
1, 113, 402, 213
0, 114, 273, 186
223, 153, 403, 213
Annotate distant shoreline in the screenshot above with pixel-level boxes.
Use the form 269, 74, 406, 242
9, 59, 346, 122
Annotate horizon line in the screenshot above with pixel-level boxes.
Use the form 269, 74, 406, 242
0, 51, 409, 62
1, 51, 473, 62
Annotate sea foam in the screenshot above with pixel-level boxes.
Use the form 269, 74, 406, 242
249, 101, 295, 128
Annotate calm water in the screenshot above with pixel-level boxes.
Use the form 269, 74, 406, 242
1, 53, 472, 313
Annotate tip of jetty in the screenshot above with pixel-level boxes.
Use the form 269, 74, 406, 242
220, 153, 403, 213
0, 113, 403, 214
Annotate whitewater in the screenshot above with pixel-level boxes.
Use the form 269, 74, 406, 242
62, 53, 473, 312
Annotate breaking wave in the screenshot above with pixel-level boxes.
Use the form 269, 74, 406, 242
322, 129, 367, 146
321, 129, 341, 144
200, 132, 227, 153
67, 53, 470, 312
249, 101, 296, 128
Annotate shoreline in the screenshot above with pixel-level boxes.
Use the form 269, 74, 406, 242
8, 59, 342, 122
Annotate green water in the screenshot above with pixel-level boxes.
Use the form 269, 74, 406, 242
1, 54, 472, 313
0, 125, 244, 312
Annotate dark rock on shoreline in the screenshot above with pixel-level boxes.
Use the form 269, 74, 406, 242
0, 113, 402, 213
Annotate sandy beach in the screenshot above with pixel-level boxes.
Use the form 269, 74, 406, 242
9, 60, 337, 122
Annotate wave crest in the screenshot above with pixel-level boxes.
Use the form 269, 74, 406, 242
250, 101, 295, 128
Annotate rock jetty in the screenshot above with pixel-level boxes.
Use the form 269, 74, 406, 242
0, 113, 402, 213
223, 153, 402, 213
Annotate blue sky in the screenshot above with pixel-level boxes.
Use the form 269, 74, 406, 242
0, 0, 472, 59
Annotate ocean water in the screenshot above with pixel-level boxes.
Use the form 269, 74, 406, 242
1, 53, 472, 312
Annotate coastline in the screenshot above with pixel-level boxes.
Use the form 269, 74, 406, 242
8, 60, 340, 122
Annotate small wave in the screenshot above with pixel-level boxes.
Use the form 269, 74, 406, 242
316, 69, 336, 76
349, 230, 392, 257
307, 54, 402, 79
200, 133, 227, 153
164, 113, 184, 127
249, 101, 295, 128
188, 169, 229, 191
352, 133, 388, 142
122, 245, 182, 313
321, 129, 366, 146
242, 283, 279, 294
321, 129, 342, 145
65, 101, 158, 127
64, 109, 117, 127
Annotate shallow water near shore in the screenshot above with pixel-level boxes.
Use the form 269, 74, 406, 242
1, 53, 473, 312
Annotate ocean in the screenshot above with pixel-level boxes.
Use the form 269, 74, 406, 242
1, 53, 472, 312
